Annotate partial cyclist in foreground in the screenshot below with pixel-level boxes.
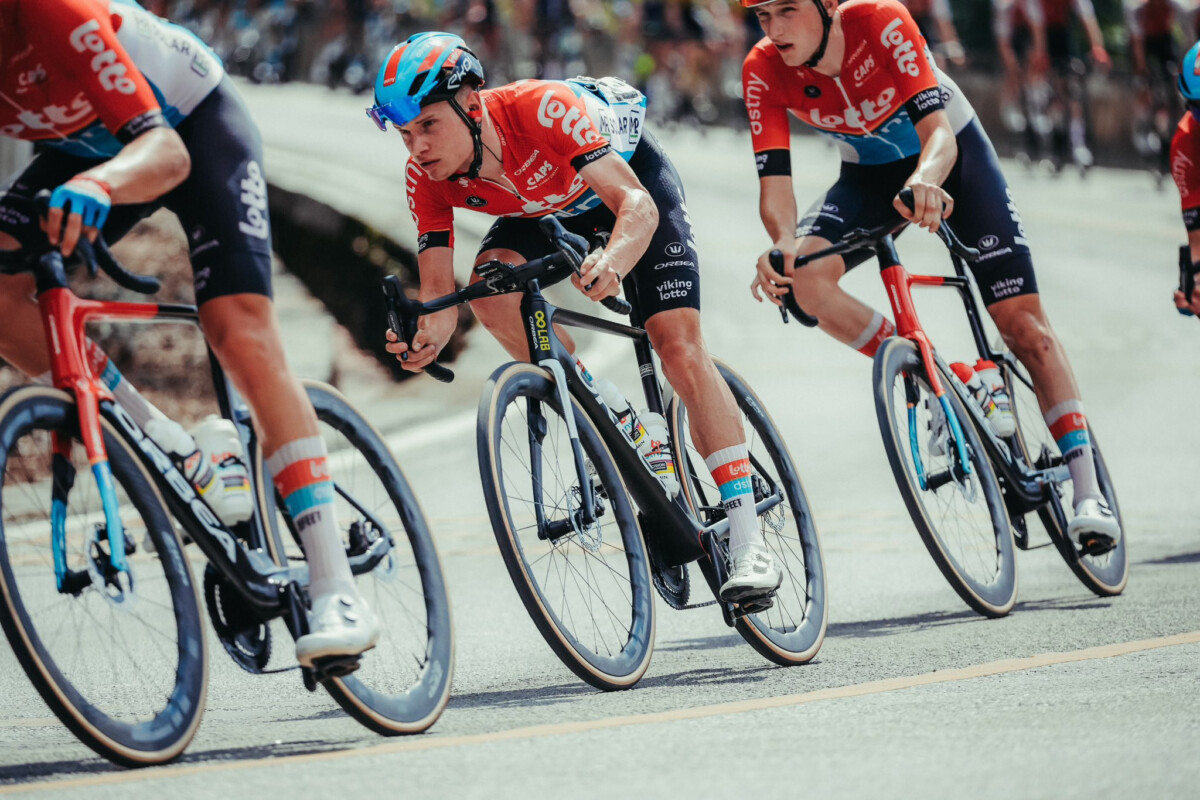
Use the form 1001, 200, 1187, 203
1170, 40, 1200, 316
0, 0, 378, 667
370, 32, 783, 603
739, 0, 1121, 552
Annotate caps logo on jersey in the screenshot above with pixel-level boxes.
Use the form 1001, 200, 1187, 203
851, 55, 876, 86
466, 195, 488, 207
537, 89, 600, 147
665, 242, 686, 257
979, 235, 999, 250
880, 18, 920, 78
804, 85, 821, 98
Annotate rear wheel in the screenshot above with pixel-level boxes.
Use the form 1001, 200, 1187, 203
478, 362, 654, 691
259, 381, 453, 734
874, 339, 1017, 617
1004, 362, 1128, 596
0, 387, 206, 766
668, 360, 827, 665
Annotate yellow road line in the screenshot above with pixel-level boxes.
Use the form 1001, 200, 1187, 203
6, 630, 1199, 794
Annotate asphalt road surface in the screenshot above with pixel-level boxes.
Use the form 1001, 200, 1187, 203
1, 83, 1197, 798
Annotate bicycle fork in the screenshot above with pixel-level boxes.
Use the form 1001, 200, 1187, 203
535, 359, 600, 538
40, 287, 131, 590
880, 256, 973, 488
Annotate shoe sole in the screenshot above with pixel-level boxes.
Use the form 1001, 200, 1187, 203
719, 578, 784, 604
296, 639, 379, 669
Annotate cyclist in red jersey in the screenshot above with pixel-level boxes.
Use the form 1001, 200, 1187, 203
0, 0, 380, 666
373, 32, 784, 601
1171, 40, 1200, 314
742, 0, 1121, 549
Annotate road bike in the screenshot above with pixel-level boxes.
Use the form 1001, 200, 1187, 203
383, 217, 826, 691
0, 210, 453, 767
775, 189, 1127, 618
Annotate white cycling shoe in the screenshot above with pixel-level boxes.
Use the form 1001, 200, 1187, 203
295, 591, 380, 668
1067, 497, 1121, 553
720, 550, 782, 603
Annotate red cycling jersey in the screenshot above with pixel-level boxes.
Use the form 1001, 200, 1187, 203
406, 77, 646, 252
0, 0, 222, 158
743, 0, 974, 169
1171, 110, 1200, 229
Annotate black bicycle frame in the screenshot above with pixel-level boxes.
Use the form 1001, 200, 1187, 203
519, 278, 708, 566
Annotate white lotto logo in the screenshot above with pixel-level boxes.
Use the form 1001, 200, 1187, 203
807, 87, 896, 129
880, 18, 920, 78
537, 90, 600, 147
238, 161, 269, 240
68, 20, 137, 95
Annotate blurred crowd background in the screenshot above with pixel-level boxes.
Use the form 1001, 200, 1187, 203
141, 1, 1191, 123
129, 1, 1197, 173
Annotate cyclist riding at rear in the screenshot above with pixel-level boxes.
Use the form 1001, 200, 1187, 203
0, 0, 379, 667
741, 0, 1121, 551
897, 0, 966, 69
992, 0, 1048, 137
1127, 0, 1193, 79
1170, 40, 1200, 315
1127, 0, 1195, 173
371, 32, 783, 602
1036, 0, 1110, 169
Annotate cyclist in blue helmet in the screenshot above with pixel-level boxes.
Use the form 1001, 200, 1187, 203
371, 32, 788, 603
1170, 40, 1200, 314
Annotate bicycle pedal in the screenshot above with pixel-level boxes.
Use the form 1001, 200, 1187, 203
1078, 534, 1117, 558
733, 594, 776, 618
312, 654, 362, 680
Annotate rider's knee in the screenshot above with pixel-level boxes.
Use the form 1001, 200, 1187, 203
202, 302, 280, 370
653, 331, 709, 385
0, 273, 36, 316
999, 310, 1058, 364
789, 258, 841, 308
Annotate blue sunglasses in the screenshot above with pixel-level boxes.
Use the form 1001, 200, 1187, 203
366, 96, 422, 131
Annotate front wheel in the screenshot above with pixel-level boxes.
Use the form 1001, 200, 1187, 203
477, 362, 655, 691
258, 381, 454, 734
1004, 362, 1128, 596
874, 338, 1017, 617
668, 359, 827, 665
0, 387, 207, 766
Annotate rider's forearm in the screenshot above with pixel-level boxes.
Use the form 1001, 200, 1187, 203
910, 123, 958, 188
759, 177, 798, 245
81, 127, 191, 204
1187, 229, 1200, 265
1083, 18, 1105, 51
416, 249, 457, 302
606, 186, 658, 277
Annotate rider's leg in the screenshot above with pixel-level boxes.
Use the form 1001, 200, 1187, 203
790, 240, 894, 357
469, 247, 578, 360
200, 294, 379, 663
985, 294, 1117, 541
644, 308, 778, 597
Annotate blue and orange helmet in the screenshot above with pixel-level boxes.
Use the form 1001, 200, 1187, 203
367, 32, 485, 130
1180, 41, 1200, 103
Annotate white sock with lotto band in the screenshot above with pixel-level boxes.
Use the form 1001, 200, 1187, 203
267, 436, 355, 599
848, 312, 895, 358
704, 444, 761, 561
1044, 399, 1101, 507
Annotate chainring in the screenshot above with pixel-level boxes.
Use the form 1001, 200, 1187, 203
642, 513, 690, 609
204, 563, 272, 674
